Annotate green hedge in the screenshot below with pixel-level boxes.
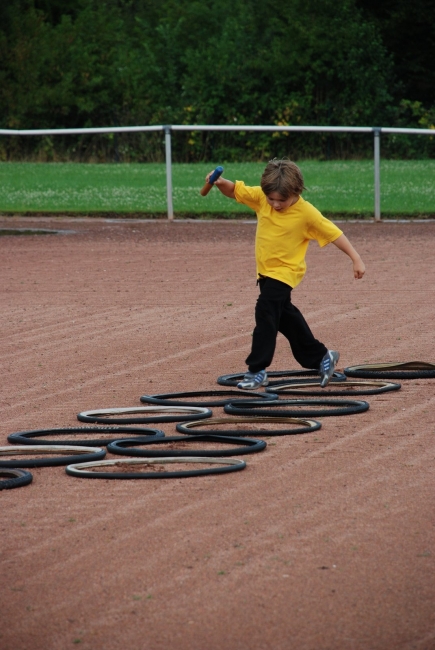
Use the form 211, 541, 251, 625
1, 0, 434, 162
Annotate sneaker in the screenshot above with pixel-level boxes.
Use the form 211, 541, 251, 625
319, 350, 340, 388
237, 370, 269, 390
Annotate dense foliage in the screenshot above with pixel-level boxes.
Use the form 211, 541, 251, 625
1, 0, 434, 161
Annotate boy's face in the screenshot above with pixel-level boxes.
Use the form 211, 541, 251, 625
265, 192, 299, 211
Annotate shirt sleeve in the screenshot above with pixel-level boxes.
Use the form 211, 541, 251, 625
306, 208, 343, 247
234, 181, 263, 211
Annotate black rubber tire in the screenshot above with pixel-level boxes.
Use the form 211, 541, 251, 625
223, 398, 369, 417
77, 405, 212, 425
217, 369, 347, 387
107, 434, 266, 457
176, 416, 321, 436
267, 380, 401, 396
65, 457, 246, 479
0, 445, 106, 468
8, 426, 165, 447
269, 376, 345, 387
140, 390, 278, 407
344, 362, 435, 380
0, 468, 33, 490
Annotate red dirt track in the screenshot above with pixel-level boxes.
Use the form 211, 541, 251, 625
1, 217, 434, 650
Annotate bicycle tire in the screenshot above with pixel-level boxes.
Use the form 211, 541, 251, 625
176, 416, 321, 436
107, 434, 266, 457
65, 457, 246, 479
217, 369, 346, 387
267, 380, 401, 396
139, 390, 278, 407
77, 405, 212, 425
344, 362, 435, 380
269, 376, 345, 387
0, 445, 106, 468
8, 426, 165, 447
0, 468, 33, 490
224, 398, 369, 417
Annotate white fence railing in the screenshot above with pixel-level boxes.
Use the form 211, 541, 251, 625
1, 124, 434, 220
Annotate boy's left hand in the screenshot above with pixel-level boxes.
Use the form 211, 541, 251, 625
353, 259, 366, 279
331, 234, 365, 280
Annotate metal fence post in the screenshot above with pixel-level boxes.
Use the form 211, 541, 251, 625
164, 125, 174, 220
373, 128, 381, 221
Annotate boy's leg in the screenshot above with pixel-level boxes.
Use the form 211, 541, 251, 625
278, 298, 328, 369
245, 277, 290, 372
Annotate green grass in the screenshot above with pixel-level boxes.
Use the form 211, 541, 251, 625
0, 160, 434, 216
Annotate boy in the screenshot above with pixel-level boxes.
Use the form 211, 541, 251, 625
206, 158, 365, 389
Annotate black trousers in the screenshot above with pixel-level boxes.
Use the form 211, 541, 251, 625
246, 277, 328, 373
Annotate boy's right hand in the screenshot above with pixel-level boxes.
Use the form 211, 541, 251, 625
205, 171, 223, 185
204, 172, 236, 199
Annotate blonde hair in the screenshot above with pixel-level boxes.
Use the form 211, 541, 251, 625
261, 158, 306, 198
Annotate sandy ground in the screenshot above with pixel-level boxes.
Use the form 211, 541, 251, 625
0, 216, 434, 650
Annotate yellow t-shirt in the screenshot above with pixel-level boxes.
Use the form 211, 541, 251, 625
234, 181, 343, 288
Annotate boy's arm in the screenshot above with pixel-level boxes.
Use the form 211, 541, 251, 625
206, 171, 236, 199
331, 234, 366, 279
